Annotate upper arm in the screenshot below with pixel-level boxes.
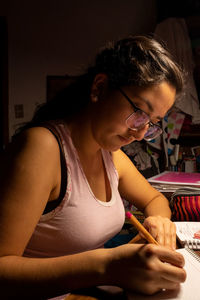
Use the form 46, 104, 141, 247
0, 127, 61, 257
112, 149, 162, 211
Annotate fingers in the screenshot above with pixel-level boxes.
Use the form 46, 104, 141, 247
143, 216, 177, 249
163, 221, 176, 250
142, 274, 181, 295
160, 249, 185, 268
141, 243, 185, 267
139, 244, 186, 293
156, 218, 176, 249
159, 260, 186, 283
128, 267, 182, 296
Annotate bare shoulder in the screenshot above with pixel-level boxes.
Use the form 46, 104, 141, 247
6, 126, 61, 189
12, 126, 60, 153
3, 127, 60, 165
1, 126, 62, 200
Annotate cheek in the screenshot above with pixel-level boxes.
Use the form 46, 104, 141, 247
92, 103, 127, 130
91, 111, 128, 149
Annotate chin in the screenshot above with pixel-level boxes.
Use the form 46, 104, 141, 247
99, 140, 121, 152
99, 135, 134, 152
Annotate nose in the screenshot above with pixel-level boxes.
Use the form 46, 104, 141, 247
132, 123, 149, 141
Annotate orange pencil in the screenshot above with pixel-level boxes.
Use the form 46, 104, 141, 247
126, 211, 159, 245
128, 233, 141, 244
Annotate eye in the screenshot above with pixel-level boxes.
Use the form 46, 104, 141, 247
151, 119, 162, 126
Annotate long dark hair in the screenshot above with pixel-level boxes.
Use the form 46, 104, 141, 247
15, 35, 184, 134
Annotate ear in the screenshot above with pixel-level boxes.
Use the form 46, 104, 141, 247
90, 73, 109, 102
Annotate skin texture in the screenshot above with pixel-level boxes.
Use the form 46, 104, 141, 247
0, 76, 186, 299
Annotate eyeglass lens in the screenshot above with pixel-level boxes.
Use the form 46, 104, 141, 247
144, 125, 162, 141
126, 110, 149, 129
126, 110, 162, 141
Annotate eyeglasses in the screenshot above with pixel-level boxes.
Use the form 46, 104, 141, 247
118, 88, 163, 141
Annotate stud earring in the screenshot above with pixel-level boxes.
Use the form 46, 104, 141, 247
93, 96, 98, 102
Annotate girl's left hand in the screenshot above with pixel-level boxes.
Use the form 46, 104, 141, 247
142, 216, 176, 249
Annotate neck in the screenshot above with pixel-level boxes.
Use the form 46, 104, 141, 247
68, 113, 101, 159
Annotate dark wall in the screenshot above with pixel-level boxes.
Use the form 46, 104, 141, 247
156, 0, 200, 23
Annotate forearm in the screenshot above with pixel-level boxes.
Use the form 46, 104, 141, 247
143, 192, 171, 219
0, 248, 111, 299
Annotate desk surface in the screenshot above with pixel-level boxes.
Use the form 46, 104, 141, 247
65, 286, 125, 300
67, 296, 97, 300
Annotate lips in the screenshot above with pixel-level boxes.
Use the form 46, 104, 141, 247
118, 135, 134, 144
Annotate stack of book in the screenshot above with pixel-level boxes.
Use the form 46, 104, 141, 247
148, 171, 200, 193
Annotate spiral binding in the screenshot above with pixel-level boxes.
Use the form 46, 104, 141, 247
185, 247, 200, 263
185, 239, 200, 250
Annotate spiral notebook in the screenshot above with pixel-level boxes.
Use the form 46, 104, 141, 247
126, 248, 200, 300
175, 222, 200, 249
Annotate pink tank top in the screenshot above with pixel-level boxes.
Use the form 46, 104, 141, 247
24, 122, 125, 258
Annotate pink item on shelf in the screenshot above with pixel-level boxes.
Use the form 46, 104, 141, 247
148, 171, 200, 185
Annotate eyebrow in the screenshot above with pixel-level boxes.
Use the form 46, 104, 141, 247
135, 94, 163, 121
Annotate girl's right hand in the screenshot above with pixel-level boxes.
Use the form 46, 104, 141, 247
105, 243, 186, 295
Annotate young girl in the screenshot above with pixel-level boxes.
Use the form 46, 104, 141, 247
0, 36, 186, 299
